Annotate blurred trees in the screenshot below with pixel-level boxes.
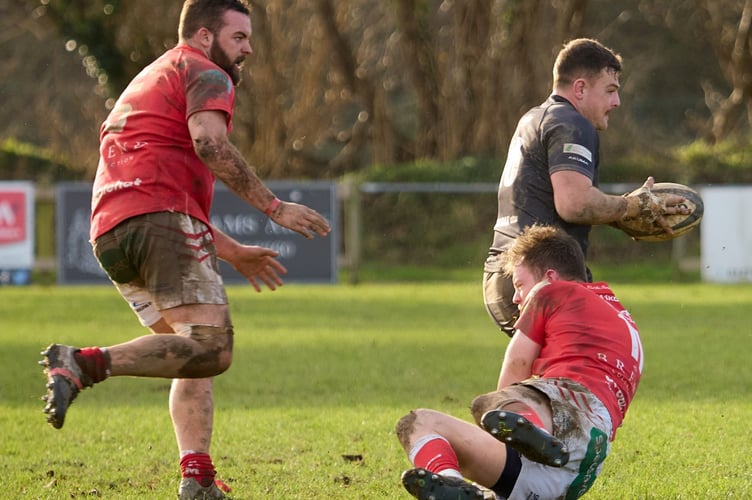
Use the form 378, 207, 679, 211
0, 1, 105, 174
635, 0, 752, 144
2, 0, 751, 180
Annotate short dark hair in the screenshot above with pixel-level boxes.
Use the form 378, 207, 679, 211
503, 225, 587, 282
553, 38, 622, 88
179, 0, 250, 39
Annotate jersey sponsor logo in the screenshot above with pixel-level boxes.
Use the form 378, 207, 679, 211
566, 427, 608, 499
93, 177, 143, 201
562, 143, 593, 162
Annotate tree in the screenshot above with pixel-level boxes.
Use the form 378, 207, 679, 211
16, 0, 594, 177
701, 0, 752, 142
9, 0, 745, 179
0, 0, 107, 173
637, 0, 752, 143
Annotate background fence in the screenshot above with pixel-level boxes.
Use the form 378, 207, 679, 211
15, 181, 710, 285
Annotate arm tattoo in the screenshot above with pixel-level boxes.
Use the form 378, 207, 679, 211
194, 136, 274, 210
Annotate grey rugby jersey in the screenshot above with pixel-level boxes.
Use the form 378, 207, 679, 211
488, 94, 600, 265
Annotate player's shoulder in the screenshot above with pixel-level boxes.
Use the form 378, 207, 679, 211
549, 279, 584, 293
581, 281, 625, 307
174, 46, 229, 77
516, 97, 586, 147
546, 280, 606, 300
540, 96, 594, 132
522, 280, 585, 316
176, 49, 233, 96
530, 279, 578, 301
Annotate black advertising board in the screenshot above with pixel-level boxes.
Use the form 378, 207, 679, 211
212, 182, 338, 283
56, 182, 338, 284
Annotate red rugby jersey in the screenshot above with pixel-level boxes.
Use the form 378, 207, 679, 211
90, 44, 234, 240
515, 280, 644, 438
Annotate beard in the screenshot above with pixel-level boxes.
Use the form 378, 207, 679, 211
210, 40, 243, 86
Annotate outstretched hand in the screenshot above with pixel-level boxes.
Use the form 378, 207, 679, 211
269, 201, 331, 239
229, 245, 287, 292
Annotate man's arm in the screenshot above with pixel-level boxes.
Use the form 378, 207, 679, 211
550, 170, 629, 224
189, 110, 275, 211
188, 110, 331, 239
496, 331, 541, 390
551, 171, 689, 230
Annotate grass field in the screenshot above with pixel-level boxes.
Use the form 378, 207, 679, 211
2, 276, 751, 499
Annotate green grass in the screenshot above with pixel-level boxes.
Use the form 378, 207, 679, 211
1, 280, 750, 498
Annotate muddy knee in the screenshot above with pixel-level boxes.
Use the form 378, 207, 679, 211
395, 410, 417, 449
396, 408, 444, 449
470, 392, 508, 425
177, 324, 234, 378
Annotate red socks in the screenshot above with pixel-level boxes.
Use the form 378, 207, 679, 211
515, 409, 546, 430
412, 436, 460, 475
74, 347, 111, 384
180, 453, 217, 488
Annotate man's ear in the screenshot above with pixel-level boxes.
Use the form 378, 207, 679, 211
544, 268, 561, 282
572, 78, 587, 99
197, 27, 213, 47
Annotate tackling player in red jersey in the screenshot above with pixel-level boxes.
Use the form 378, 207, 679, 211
396, 225, 643, 500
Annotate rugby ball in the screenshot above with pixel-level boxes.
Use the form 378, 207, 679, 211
617, 182, 703, 242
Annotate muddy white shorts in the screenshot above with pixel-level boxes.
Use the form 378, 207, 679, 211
508, 377, 613, 500
92, 212, 228, 327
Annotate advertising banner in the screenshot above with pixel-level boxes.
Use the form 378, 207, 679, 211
0, 181, 34, 285
56, 182, 338, 284
700, 185, 752, 283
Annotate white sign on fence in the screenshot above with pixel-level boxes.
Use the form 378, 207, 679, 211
701, 185, 752, 283
0, 181, 34, 285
